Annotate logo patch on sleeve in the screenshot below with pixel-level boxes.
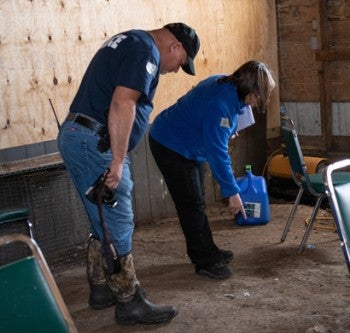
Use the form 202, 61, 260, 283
220, 117, 231, 128
146, 61, 158, 77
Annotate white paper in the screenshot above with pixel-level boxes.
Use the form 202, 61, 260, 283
237, 105, 255, 131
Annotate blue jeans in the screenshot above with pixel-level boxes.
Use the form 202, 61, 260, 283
57, 118, 134, 256
149, 135, 221, 269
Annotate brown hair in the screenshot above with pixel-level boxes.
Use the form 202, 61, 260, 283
218, 60, 276, 113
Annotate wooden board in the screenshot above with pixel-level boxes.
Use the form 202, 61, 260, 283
0, 0, 279, 149
277, 0, 350, 152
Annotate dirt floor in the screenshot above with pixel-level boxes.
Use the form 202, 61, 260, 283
56, 201, 350, 333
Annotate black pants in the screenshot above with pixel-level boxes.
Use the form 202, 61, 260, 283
149, 135, 221, 269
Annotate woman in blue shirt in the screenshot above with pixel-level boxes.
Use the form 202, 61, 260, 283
149, 60, 275, 280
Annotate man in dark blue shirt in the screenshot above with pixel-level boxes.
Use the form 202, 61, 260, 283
58, 22, 200, 326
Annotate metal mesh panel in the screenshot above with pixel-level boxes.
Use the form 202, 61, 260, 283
0, 165, 90, 271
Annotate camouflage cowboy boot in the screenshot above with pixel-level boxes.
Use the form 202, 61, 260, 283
109, 253, 178, 325
87, 235, 116, 309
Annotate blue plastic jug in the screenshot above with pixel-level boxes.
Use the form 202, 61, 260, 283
235, 165, 270, 226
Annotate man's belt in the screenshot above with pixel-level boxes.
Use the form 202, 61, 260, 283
66, 113, 108, 138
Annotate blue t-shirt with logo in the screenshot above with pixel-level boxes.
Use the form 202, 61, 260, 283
70, 30, 160, 151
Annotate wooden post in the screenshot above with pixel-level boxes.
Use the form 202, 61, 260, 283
318, 0, 333, 152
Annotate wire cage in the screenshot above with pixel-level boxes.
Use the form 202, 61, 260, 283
0, 165, 90, 271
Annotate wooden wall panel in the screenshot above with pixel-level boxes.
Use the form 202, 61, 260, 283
278, 0, 350, 103
277, 1, 320, 101
0, 0, 279, 149
277, 0, 350, 152
328, 0, 350, 101
330, 20, 350, 46
130, 130, 177, 225
332, 61, 350, 100
277, 1, 319, 40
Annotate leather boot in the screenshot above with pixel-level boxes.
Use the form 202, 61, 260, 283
87, 235, 115, 310
115, 285, 178, 325
109, 253, 178, 325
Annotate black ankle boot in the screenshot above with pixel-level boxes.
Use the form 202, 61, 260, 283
115, 286, 178, 325
89, 283, 116, 310
196, 261, 232, 280
219, 249, 234, 264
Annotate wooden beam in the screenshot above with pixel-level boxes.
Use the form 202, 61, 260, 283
315, 48, 350, 61
318, 0, 333, 152
0, 153, 62, 176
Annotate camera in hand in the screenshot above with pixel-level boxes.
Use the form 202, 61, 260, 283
85, 171, 118, 208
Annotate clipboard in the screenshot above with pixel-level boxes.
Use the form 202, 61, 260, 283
237, 105, 255, 131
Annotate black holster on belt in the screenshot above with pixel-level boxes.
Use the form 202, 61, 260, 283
66, 113, 111, 153
97, 133, 111, 153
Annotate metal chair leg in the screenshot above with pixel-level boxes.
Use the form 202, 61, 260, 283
26, 218, 35, 239
281, 187, 304, 242
297, 194, 327, 255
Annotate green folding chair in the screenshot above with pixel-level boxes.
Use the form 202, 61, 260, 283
324, 159, 350, 274
279, 116, 350, 254
0, 233, 78, 333
0, 207, 34, 239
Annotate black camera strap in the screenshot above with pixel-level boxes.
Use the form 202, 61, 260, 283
96, 170, 121, 274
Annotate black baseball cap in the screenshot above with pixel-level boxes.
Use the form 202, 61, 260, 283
164, 22, 200, 75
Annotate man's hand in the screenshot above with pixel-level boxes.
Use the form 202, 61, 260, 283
105, 161, 123, 189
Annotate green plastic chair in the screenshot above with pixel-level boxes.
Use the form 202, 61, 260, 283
279, 116, 350, 254
0, 234, 77, 333
0, 207, 34, 239
324, 159, 350, 274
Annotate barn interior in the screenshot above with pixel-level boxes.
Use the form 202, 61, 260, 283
0, 1, 350, 332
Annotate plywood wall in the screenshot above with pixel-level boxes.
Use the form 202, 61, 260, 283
0, 0, 279, 150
